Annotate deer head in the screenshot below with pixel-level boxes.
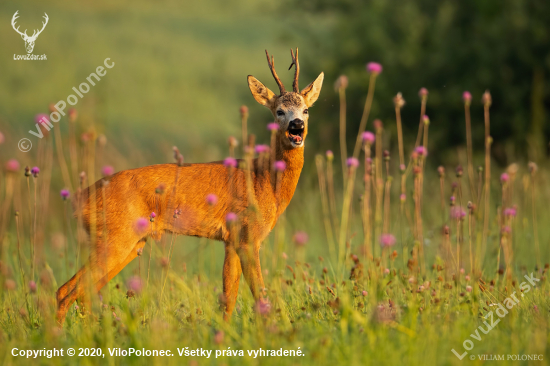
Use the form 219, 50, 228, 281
12, 11, 49, 54
248, 49, 324, 149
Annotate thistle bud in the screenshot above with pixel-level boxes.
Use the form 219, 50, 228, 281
393, 92, 405, 109
334, 75, 348, 90
482, 90, 492, 107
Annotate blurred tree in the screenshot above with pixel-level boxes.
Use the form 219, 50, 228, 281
287, 0, 550, 164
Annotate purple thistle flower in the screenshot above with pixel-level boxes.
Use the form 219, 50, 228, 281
102, 165, 114, 176
450, 206, 467, 219
5, 159, 20, 172
362, 131, 375, 144
366, 62, 383, 74
293, 231, 309, 246
463, 91, 472, 102
500, 173, 510, 183
35, 113, 49, 125
504, 207, 517, 217
379, 234, 396, 247
226, 212, 238, 224
400, 194, 406, 202
274, 160, 286, 172
150, 212, 156, 219
255, 144, 270, 154
415, 146, 428, 157
127, 276, 142, 293
223, 157, 237, 168
206, 193, 218, 206
214, 330, 225, 344
133, 218, 150, 235
255, 300, 271, 315
28, 280, 37, 293
31, 166, 40, 177
267, 122, 279, 132
418, 88, 429, 98
60, 189, 70, 200
422, 115, 430, 124
347, 157, 359, 168
362, 290, 368, 296
326, 150, 334, 160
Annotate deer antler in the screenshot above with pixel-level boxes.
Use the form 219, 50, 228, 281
265, 50, 285, 95
11, 11, 28, 37
30, 13, 49, 39
288, 48, 299, 93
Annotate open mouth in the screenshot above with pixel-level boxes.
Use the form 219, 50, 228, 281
287, 125, 304, 146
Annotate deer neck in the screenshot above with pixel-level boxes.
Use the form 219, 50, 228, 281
273, 140, 304, 211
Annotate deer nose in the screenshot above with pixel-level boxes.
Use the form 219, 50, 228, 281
289, 119, 304, 130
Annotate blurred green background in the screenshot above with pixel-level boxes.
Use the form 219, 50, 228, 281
1, 0, 549, 167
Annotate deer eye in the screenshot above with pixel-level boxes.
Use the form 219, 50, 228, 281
276, 110, 285, 117
303, 109, 309, 115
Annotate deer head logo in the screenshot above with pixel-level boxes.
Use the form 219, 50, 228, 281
11, 11, 49, 54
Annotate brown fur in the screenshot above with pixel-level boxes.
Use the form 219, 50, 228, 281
56, 50, 323, 323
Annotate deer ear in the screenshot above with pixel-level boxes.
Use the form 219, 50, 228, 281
301, 72, 324, 107
248, 76, 276, 108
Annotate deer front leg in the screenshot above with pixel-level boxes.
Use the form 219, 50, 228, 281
237, 244, 266, 305
222, 243, 242, 321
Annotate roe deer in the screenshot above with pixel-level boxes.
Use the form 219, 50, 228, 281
56, 49, 324, 323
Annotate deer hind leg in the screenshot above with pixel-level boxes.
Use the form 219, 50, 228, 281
222, 243, 242, 321
56, 236, 146, 325
237, 244, 266, 303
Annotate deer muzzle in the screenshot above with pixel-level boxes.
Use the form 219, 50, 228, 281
287, 119, 305, 146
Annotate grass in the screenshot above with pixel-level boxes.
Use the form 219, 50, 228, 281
1, 3, 549, 365
1, 87, 549, 366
